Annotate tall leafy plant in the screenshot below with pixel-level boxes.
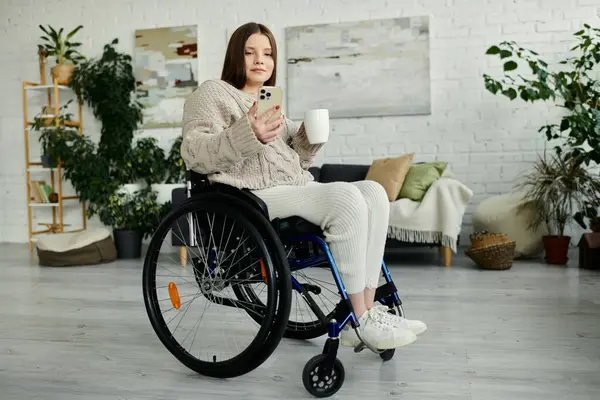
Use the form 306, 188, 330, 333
70, 38, 143, 166
52, 38, 169, 233
483, 24, 600, 228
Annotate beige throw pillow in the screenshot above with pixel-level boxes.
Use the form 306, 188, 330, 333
365, 153, 415, 201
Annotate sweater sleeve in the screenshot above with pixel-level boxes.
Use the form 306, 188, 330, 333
283, 117, 324, 170
180, 81, 264, 174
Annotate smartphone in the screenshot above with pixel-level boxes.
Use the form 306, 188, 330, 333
257, 86, 283, 123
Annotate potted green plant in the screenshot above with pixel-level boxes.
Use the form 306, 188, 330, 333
38, 24, 85, 84
97, 187, 166, 259
31, 101, 76, 168
516, 151, 600, 265
37, 125, 79, 168
36, 38, 173, 252
483, 23, 600, 233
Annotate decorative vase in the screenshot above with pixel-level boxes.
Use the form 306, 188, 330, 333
543, 235, 571, 265
51, 63, 74, 85
113, 229, 142, 259
40, 155, 55, 168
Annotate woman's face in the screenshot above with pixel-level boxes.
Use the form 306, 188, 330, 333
244, 33, 274, 87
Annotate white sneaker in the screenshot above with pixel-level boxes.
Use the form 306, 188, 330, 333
372, 305, 428, 335
340, 308, 417, 350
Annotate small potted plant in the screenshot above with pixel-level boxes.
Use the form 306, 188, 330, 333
32, 101, 75, 168
38, 24, 85, 84
516, 151, 600, 265
98, 187, 166, 259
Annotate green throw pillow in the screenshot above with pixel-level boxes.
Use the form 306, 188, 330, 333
397, 162, 448, 202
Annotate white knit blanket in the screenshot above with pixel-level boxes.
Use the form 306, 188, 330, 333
387, 174, 473, 253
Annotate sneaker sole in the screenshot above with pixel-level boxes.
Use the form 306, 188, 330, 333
375, 333, 417, 350
412, 324, 427, 336
340, 335, 361, 348
340, 331, 417, 350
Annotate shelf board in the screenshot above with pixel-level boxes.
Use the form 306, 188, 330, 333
27, 119, 81, 128
29, 203, 59, 207
28, 161, 64, 167
28, 196, 80, 202
25, 83, 71, 91
28, 166, 56, 172
30, 228, 86, 241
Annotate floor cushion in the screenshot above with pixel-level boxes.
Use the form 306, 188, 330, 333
36, 228, 117, 267
472, 192, 547, 258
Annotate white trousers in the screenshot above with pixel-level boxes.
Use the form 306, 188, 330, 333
251, 180, 390, 294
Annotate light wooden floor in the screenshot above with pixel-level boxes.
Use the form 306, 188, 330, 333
0, 243, 599, 400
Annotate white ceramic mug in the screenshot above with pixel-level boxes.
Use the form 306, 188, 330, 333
304, 109, 330, 144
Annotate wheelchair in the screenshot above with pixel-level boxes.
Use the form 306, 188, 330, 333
142, 170, 406, 398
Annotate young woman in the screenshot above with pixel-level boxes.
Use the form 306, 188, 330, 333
180, 22, 426, 350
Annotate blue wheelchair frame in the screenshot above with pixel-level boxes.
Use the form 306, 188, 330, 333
284, 233, 403, 345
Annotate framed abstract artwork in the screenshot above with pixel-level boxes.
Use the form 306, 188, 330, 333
134, 25, 198, 129
285, 17, 431, 119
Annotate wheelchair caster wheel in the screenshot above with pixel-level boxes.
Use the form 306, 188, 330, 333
380, 349, 395, 361
302, 354, 345, 398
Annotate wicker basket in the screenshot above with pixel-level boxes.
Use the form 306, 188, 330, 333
465, 241, 516, 270
469, 230, 511, 249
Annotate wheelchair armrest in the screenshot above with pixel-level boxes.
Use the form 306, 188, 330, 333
241, 189, 270, 219
212, 184, 270, 219
186, 169, 270, 220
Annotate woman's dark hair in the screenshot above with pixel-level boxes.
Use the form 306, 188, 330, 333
221, 22, 277, 89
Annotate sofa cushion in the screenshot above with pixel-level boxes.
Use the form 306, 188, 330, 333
398, 161, 447, 201
365, 153, 414, 201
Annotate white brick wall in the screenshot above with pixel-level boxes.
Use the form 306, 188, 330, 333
1, 0, 598, 244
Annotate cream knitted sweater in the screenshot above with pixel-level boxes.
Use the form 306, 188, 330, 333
180, 79, 324, 190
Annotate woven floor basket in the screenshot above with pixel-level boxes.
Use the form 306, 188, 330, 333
466, 241, 516, 270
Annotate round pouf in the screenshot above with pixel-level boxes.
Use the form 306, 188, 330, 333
472, 192, 547, 258
36, 228, 117, 267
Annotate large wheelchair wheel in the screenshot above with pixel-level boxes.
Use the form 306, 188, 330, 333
235, 258, 339, 340
142, 193, 292, 378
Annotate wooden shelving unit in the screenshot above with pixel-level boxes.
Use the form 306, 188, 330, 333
22, 51, 86, 251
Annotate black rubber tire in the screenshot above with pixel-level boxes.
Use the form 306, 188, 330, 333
302, 354, 345, 398
142, 193, 292, 379
237, 283, 334, 340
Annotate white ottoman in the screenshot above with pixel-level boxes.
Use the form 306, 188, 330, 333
472, 192, 547, 258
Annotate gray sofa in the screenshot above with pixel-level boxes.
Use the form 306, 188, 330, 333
170, 163, 455, 267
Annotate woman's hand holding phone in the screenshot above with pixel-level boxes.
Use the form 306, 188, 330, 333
248, 101, 284, 144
